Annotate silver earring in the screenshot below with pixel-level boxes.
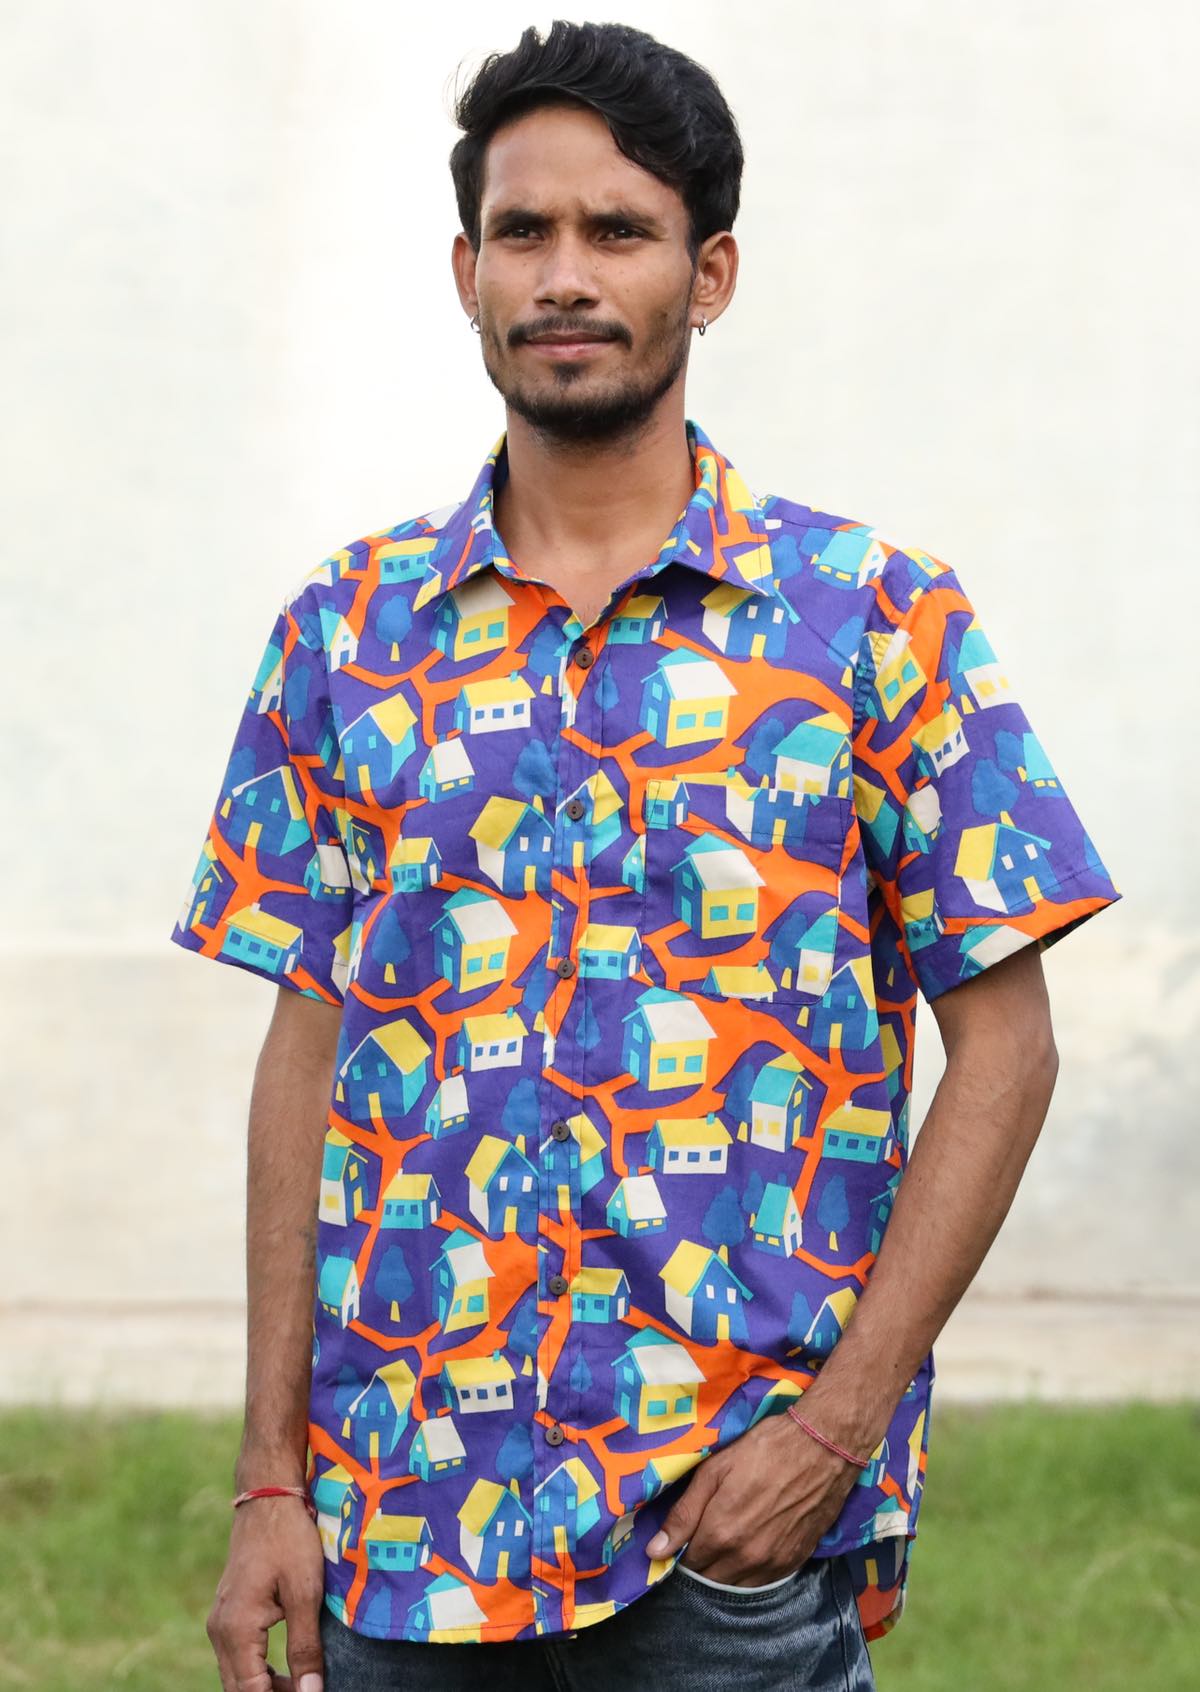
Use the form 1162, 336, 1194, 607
470, 314, 481, 333
697, 316, 708, 336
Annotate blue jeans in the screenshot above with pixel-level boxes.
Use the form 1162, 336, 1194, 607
317, 1554, 876, 1691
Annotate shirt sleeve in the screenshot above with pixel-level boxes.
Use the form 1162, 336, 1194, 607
851, 548, 1122, 1003
168, 589, 354, 1004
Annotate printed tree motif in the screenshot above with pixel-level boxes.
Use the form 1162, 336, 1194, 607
971, 758, 1018, 819
370, 904, 412, 982
374, 1245, 413, 1322
787, 1291, 816, 1356
506, 1292, 538, 1376
513, 737, 557, 802
703, 1185, 746, 1252
283, 656, 312, 724
332, 1362, 361, 1423
570, 1352, 592, 1395
722, 1054, 758, 1137
375, 592, 413, 660
502, 1075, 540, 1140
497, 1421, 534, 1489
745, 714, 785, 784
720, 1396, 752, 1442
527, 622, 568, 683
995, 727, 1025, 774
574, 998, 601, 1055
595, 666, 619, 712
817, 1175, 849, 1252
741, 1168, 765, 1219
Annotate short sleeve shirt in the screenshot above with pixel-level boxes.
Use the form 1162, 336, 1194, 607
170, 419, 1121, 1644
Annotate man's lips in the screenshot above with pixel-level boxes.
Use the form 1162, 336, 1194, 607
524, 333, 615, 358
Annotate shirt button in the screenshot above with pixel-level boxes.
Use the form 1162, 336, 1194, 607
548, 1273, 569, 1296
550, 1119, 571, 1141
545, 1423, 566, 1446
555, 957, 576, 978
573, 646, 594, 669
564, 797, 586, 821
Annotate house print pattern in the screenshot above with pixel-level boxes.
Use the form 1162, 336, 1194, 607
171, 420, 1121, 1645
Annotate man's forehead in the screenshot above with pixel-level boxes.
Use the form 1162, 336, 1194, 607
480, 108, 680, 221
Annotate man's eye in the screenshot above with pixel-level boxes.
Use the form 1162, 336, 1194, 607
604, 226, 642, 240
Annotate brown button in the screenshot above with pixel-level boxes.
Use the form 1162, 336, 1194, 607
565, 797, 585, 821
550, 1119, 571, 1141
555, 957, 576, 978
545, 1423, 566, 1446
573, 647, 594, 669
548, 1274, 569, 1296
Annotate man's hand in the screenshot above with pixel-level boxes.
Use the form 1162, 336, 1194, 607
207, 1495, 326, 1692
644, 1411, 863, 1585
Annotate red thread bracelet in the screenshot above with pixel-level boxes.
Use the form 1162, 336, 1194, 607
785, 1404, 871, 1469
232, 1484, 318, 1521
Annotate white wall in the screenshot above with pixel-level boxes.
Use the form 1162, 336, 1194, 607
3, 2, 1195, 1400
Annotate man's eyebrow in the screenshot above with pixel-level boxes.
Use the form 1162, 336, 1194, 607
484, 204, 667, 234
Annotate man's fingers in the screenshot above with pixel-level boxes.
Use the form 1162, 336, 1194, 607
645, 1466, 720, 1558
280, 1572, 326, 1692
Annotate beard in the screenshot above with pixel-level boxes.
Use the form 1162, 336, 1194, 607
478, 293, 693, 447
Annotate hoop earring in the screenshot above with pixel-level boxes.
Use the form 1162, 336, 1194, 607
697, 316, 708, 336
470, 314, 481, 333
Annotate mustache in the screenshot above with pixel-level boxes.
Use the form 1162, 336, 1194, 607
509, 317, 632, 347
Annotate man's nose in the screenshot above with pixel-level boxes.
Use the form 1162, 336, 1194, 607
533, 236, 600, 309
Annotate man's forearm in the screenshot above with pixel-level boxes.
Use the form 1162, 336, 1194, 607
233, 1003, 339, 1493
796, 1024, 1059, 1457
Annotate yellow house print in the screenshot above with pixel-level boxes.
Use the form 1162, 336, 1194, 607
864, 626, 926, 723
363, 1510, 431, 1568
441, 575, 515, 661
651, 650, 736, 748
631, 991, 717, 1093
616, 1330, 705, 1433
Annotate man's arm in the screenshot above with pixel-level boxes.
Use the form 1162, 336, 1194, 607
646, 942, 1060, 1581
793, 939, 1059, 1456
207, 986, 342, 1692
235, 987, 343, 1492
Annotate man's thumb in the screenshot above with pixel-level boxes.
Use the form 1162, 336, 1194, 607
646, 1470, 716, 1558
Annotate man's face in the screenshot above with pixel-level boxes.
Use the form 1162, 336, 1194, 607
459, 102, 700, 445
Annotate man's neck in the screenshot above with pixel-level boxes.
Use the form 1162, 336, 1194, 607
493, 401, 696, 579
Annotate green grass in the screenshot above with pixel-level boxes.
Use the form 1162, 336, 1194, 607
0, 1402, 1196, 1690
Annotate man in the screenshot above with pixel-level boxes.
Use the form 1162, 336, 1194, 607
171, 20, 1122, 1692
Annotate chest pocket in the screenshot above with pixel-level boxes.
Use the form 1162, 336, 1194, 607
639, 775, 852, 1006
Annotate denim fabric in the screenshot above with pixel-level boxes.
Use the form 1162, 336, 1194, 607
317, 1554, 876, 1692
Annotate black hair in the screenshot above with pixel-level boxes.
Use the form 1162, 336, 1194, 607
449, 19, 743, 263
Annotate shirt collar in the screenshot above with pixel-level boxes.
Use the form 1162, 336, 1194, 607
423, 418, 778, 606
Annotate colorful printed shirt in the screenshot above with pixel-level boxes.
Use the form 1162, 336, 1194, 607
170, 419, 1121, 1644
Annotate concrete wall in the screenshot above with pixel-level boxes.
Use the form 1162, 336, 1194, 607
4, 1, 1194, 1404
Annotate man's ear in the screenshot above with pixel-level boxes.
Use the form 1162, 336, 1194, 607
451, 231, 479, 321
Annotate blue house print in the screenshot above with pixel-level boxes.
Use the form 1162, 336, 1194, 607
380, 1171, 440, 1229
605, 1174, 666, 1237
342, 693, 418, 796
425, 1073, 469, 1138
569, 1266, 631, 1323
363, 1510, 432, 1572
659, 1241, 752, 1344
418, 737, 475, 801
535, 1459, 603, 1548
806, 958, 880, 1052
700, 582, 790, 659
458, 1479, 532, 1579
408, 1414, 467, 1482
342, 1360, 417, 1461
336, 1017, 432, 1120
609, 591, 666, 644
223, 766, 312, 856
